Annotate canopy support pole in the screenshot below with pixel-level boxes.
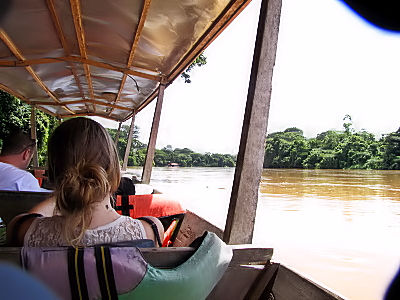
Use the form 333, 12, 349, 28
115, 122, 122, 146
223, 0, 282, 244
122, 115, 135, 171
142, 83, 166, 184
30, 107, 39, 168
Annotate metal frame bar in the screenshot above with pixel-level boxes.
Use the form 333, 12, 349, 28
58, 112, 125, 122
32, 99, 131, 111
167, 0, 251, 82
46, 0, 90, 113
0, 57, 161, 81
122, 0, 251, 121
141, 83, 166, 184
0, 0, 252, 123
30, 107, 39, 167
0, 30, 75, 115
69, 0, 96, 112
109, 0, 153, 116
115, 122, 122, 146
122, 115, 136, 171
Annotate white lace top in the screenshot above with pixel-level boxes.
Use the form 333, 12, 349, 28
24, 215, 147, 247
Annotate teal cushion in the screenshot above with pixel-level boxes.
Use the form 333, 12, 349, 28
120, 232, 232, 300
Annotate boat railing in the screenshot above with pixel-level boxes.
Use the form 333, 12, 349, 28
0, 190, 52, 224
0, 245, 276, 299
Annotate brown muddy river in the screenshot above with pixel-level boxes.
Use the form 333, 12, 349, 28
127, 167, 400, 300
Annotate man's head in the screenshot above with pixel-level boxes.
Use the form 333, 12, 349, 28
0, 130, 36, 169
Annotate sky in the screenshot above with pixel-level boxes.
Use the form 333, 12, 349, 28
95, 0, 400, 155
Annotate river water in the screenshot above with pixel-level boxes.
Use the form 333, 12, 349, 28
126, 167, 400, 300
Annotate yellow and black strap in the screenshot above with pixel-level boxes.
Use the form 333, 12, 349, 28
95, 246, 118, 300
67, 247, 89, 300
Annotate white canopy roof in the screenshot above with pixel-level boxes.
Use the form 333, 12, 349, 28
0, 0, 251, 122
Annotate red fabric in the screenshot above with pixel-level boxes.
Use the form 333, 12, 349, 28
115, 194, 185, 218
34, 169, 46, 187
34, 169, 45, 177
162, 219, 178, 247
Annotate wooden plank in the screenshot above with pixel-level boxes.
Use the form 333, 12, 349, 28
109, 0, 153, 116
208, 265, 263, 299
223, 0, 282, 244
30, 107, 39, 168
230, 247, 273, 266
141, 83, 165, 184
245, 262, 279, 299
0, 191, 51, 224
273, 264, 344, 300
0, 58, 161, 81
122, 115, 136, 171
174, 210, 224, 247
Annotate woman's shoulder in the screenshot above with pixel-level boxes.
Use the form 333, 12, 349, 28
27, 215, 63, 234
24, 215, 64, 247
31, 215, 63, 227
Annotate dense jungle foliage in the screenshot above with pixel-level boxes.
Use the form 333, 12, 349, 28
0, 91, 235, 168
2, 91, 399, 170
264, 115, 400, 169
0, 91, 59, 165
106, 127, 236, 167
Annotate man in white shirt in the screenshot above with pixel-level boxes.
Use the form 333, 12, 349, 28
0, 130, 50, 192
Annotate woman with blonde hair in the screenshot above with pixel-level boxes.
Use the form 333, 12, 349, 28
9, 117, 163, 247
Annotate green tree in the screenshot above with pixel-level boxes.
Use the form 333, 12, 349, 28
106, 125, 145, 165
343, 114, 354, 135
264, 116, 393, 170
264, 130, 310, 168
180, 53, 207, 83
0, 90, 58, 165
381, 128, 400, 169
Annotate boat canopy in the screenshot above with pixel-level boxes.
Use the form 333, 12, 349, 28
0, 0, 251, 122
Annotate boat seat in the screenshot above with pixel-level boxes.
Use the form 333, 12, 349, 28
0, 190, 52, 224
11, 232, 232, 299
0, 239, 276, 299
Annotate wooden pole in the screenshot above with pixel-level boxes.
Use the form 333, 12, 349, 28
142, 83, 166, 184
223, 0, 282, 244
122, 115, 135, 171
115, 122, 122, 146
30, 107, 39, 167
